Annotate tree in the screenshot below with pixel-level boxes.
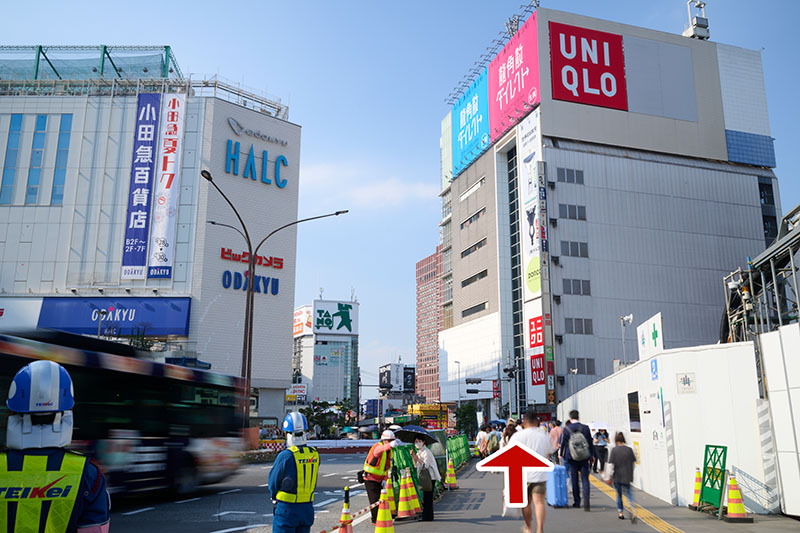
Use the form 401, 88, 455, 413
455, 402, 478, 438
127, 325, 154, 351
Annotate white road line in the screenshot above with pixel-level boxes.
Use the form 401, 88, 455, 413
349, 482, 364, 487
322, 472, 339, 477
262, 514, 273, 517
350, 490, 365, 496
346, 469, 361, 473
209, 525, 268, 533
313, 498, 338, 508
258, 483, 269, 487
121, 507, 154, 516
217, 488, 242, 495
174, 497, 201, 504
212, 511, 256, 517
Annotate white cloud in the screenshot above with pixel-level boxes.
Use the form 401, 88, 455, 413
299, 161, 439, 211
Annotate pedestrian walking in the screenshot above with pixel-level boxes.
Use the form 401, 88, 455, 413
559, 409, 594, 511
549, 420, 564, 463
412, 437, 440, 521
593, 429, 609, 473
362, 429, 395, 524
501, 421, 517, 448
269, 412, 320, 533
2, 360, 111, 533
476, 425, 489, 458
606, 432, 638, 523
510, 409, 552, 533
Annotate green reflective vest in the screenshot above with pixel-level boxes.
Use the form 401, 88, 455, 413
0, 451, 86, 533
275, 446, 319, 504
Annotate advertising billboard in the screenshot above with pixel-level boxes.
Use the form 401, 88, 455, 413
451, 70, 490, 177
488, 11, 541, 143
403, 366, 416, 393
379, 364, 391, 389
293, 305, 313, 337
549, 21, 627, 111
122, 93, 161, 279
312, 300, 358, 336
148, 93, 187, 279
516, 109, 544, 302
524, 299, 547, 405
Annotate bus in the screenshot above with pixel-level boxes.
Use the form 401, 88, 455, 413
0, 331, 245, 495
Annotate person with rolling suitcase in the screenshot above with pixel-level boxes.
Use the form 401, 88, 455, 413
546, 463, 569, 508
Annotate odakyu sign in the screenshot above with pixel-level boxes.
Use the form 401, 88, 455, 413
221, 270, 280, 296
549, 21, 627, 111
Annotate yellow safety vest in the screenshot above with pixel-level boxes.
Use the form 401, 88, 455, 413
0, 451, 86, 533
275, 446, 319, 504
363, 443, 390, 478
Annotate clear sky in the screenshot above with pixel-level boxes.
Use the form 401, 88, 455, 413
5, 1, 798, 399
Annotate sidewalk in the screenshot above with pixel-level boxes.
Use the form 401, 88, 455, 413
347, 459, 799, 532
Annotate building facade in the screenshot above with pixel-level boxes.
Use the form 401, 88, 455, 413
292, 299, 359, 406
0, 46, 300, 421
437, 8, 780, 414
415, 245, 442, 402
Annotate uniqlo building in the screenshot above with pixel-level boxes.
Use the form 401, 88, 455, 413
437, 8, 780, 415
0, 46, 300, 421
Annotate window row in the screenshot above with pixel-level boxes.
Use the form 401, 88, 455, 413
461, 206, 486, 230
556, 167, 584, 184
565, 318, 593, 335
461, 238, 487, 259
562, 278, 591, 296
459, 177, 485, 202
567, 357, 595, 375
462, 301, 487, 318
461, 269, 488, 288
558, 203, 586, 221
560, 240, 588, 258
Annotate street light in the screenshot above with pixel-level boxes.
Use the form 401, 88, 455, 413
620, 314, 634, 365
454, 360, 461, 407
569, 367, 578, 396
96, 309, 107, 338
201, 169, 348, 425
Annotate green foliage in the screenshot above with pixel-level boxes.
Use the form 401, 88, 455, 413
128, 326, 154, 351
455, 402, 478, 437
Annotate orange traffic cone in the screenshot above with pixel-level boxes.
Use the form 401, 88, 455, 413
406, 469, 421, 514
374, 488, 395, 533
446, 458, 457, 489
396, 470, 416, 519
688, 467, 702, 510
386, 475, 396, 515
722, 475, 753, 523
337, 486, 354, 533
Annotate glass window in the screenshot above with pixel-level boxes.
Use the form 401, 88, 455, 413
557, 167, 566, 182
565, 319, 574, 334
586, 358, 595, 375
572, 279, 582, 294
628, 391, 641, 432
0, 114, 23, 204
584, 319, 593, 335
568, 204, 577, 219
566, 169, 575, 183
578, 205, 586, 220
26, 114, 47, 205
574, 319, 584, 334
576, 170, 584, 184
563, 279, 572, 294
570, 241, 579, 256
567, 358, 576, 371
582, 280, 591, 295
441, 220, 452, 248
561, 241, 569, 256
559, 204, 568, 218
442, 303, 453, 329
576, 358, 586, 374
462, 301, 487, 318
52, 114, 72, 203
579, 242, 589, 257
441, 189, 452, 218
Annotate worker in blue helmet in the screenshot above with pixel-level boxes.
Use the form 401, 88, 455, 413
268, 411, 319, 533
2, 360, 110, 532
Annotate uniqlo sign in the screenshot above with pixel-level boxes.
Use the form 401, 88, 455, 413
549, 21, 627, 111
529, 316, 544, 349
530, 353, 545, 386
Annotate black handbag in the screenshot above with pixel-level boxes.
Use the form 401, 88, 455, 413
418, 467, 433, 492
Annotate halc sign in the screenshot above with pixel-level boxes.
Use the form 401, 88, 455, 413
549, 22, 627, 111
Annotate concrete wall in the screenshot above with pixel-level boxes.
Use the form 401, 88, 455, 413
557, 341, 780, 514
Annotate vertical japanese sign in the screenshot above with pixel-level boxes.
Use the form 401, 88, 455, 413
451, 69, 490, 177
488, 11, 540, 143
517, 109, 543, 302
122, 94, 161, 279
148, 94, 186, 279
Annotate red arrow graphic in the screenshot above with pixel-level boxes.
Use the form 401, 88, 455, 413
475, 441, 554, 508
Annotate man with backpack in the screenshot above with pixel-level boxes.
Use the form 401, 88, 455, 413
486, 424, 501, 455
559, 409, 594, 511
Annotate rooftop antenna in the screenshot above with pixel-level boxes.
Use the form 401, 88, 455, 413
682, 0, 709, 40
351, 287, 358, 303
505, 15, 520, 37
319, 287, 324, 300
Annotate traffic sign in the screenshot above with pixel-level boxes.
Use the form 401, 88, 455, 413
475, 442, 553, 508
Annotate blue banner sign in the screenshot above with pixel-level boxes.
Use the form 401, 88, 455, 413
452, 69, 490, 178
37, 297, 191, 336
122, 94, 161, 279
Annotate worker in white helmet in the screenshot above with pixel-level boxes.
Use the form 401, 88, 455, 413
362, 429, 395, 524
268, 411, 319, 533
2, 360, 110, 532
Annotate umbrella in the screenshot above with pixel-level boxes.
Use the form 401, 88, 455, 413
342, 427, 356, 433
394, 425, 437, 446
358, 425, 378, 433
589, 421, 608, 430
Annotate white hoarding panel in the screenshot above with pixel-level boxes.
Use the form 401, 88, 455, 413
0, 298, 44, 331
293, 305, 313, 337
312, 300, 358, 336
637, 312, 664, 360
148, 93, 187, 279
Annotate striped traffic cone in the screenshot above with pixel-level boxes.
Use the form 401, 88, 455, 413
406, 469, 422, 514
688, 467, 702, 510
396, 470, 416, 519
722, 475, 753, 523
374, 489, 395, 533
386, 476, 397, 516
337, 486, 354, 533
446, 459, 457, 489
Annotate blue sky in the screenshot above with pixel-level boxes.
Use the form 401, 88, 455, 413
6, 1, 798, 398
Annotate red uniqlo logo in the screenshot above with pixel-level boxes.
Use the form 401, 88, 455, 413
0, 308, 4, 317
549, 21, 627, 111
529, 316, 544, 349
531, 353, 545, 386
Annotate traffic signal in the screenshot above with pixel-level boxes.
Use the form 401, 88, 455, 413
503, 367, 516, 378
465, 378, 482, 384
466, 388, 480, 394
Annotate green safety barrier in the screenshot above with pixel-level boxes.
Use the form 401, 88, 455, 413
446, 434, 470, 469
391, 444, 420, 497
700, 444, 728, 508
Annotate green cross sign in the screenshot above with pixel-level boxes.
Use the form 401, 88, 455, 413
652, 323, 659, 347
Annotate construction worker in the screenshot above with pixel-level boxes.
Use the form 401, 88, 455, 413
2, 360, 110, 532
363, 429, 395, 524
269, 412, 319, 533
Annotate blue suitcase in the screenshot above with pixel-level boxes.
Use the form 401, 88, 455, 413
546, 465, 568, 507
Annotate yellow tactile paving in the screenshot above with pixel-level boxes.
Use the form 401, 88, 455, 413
588, 475, 685, 533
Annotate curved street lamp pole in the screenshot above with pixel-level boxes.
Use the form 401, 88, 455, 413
202, 169, 348, 425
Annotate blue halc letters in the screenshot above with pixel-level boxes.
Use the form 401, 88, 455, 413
225, 140, 288, 188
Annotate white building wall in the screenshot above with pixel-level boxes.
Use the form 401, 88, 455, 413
716, 44, 771, 136
439, 311, 501, 404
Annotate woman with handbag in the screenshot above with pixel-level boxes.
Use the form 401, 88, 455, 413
412, 437, 441, 521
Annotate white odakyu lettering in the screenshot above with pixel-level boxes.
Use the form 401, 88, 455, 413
600, 72, 617, 97
603, 41, 610, 67
583, 69, 600, 95
559, 33, 576, 59
580, 38, 597, 64
561, 66, 579, 97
